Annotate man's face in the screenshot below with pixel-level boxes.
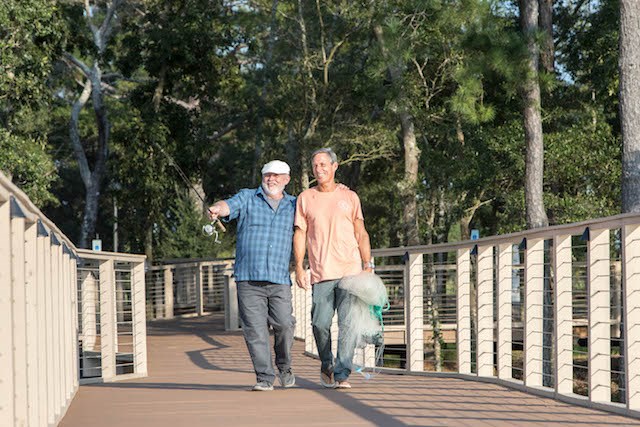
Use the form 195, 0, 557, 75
261, 173, 290, 196
312, 153, 338, 185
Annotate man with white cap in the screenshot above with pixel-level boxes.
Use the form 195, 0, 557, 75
208, 160, 296, 391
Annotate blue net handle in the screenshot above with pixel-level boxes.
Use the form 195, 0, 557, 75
369, 301, 390, 331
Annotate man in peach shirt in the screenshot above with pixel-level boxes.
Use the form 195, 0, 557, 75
293, 148, 373, 389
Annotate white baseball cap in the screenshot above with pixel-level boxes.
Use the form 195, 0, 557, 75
261, 160, 290, 175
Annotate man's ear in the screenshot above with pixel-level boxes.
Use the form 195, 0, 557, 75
284, 175, 291, 185
332, 162, 339, 172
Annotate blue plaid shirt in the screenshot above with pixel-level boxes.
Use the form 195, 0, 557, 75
225, 187, 296, 285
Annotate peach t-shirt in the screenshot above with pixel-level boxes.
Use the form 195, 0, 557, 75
294, 187, 364, 284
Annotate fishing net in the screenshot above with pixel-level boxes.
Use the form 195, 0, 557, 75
338, 272, 389, 379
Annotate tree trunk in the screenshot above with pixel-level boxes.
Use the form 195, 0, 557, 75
374, 25, 421, 246
620, 0, 640, 213
538, 0, 554, 73
145, 223, 154, 264
520, 0, 549, 229
400, 112, 421, 246
80, 181, 100, 249
66, 0, 122, 248
252, 0, 280, 182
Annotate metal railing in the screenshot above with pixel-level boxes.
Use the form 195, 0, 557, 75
289, 213, 640, 419
0, 171, 148, 427
145, 259, 237, 328
76, 250, 148, 384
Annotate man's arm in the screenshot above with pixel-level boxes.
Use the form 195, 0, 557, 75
293, 226, 310, 290
354, 218, 373, 272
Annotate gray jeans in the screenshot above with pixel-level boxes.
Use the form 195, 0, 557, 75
237, 281, 295, 384
311, 279, 356, 382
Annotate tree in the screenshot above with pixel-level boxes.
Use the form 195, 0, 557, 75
0, 0, 64, 205
520, 0, 549, 228
61, 0, 126, 248
620, 0, 640, 212
539, 0, 554, 73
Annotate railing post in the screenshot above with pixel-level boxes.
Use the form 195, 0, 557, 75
477, 245, 494, 377
61, 245, 72, 404
525, 238, 544, 387
0, 199, 15, 427
132, 261, 148, 376
405, 253, 424, 372
195, 264, 204, 316
623, 224, 640, 412
224, 274, 240, 331
588, 228, 611, 403
163, 267, 174, 319
24, 220, 38, 426
36, 224, 48, 426
457, 248, 472, 374
69, 255, 79, 392
497, 243, 513, 380
554, 235, 573, 395
99, 259, 117, 381
11, 210, 28, 426
43, 234, 54, 424
304, 270, 316, 355
51, 236, 63, 416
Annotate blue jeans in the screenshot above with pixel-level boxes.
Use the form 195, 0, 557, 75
311, 279, 356, 382
237, 281, 295, 384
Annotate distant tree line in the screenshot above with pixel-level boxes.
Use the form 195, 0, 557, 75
1, 0, 638, 261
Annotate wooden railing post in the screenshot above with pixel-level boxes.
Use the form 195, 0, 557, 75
554, 235, 573, 395
10, 201, 28, 426
99, 259, 117, 381
405, 253, 424, 372
525, 238, 544, 387
477, 245, 494, 377
457, 248, 472, 375
588, 228, 611, 403
623, 224, 640, 412
132, 261, 148, 376
497, 243, 513, 380
195, 264, 204, 316
36, 223, 49, 426
163, 266, 174, 319
0, 199, 15, 427
24, 220, 39, 426
224, 274, 240, 331
304, 270, 315, 355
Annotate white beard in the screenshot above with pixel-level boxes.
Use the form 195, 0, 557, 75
262, 183, 285, 197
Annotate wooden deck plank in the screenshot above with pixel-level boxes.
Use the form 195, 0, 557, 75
61, 314, 640, 427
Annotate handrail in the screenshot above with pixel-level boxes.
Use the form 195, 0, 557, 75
292, 212, 640, 419
1, 171, 80, 426
0, 171, 149, 427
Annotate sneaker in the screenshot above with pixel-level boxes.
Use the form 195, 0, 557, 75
252, 381, 274, 391
279, 370, 296, 388
335, 380, 351, 389
320, 368, 335, 388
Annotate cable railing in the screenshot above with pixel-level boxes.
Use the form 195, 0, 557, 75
0, 171, 148, 427
145, 259, 235, 326
288, 213, 640, 419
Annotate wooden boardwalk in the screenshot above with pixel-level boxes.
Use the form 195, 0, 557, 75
61, 314, 640, 427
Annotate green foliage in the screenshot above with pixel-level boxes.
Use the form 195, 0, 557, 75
0, 0, 65, 206
154, 192, 235, 260
0, 129, 57, 205
0, 0, 628, 257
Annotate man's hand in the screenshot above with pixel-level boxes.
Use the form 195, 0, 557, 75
295, 266, 310, 290
207, 205, 220, 221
